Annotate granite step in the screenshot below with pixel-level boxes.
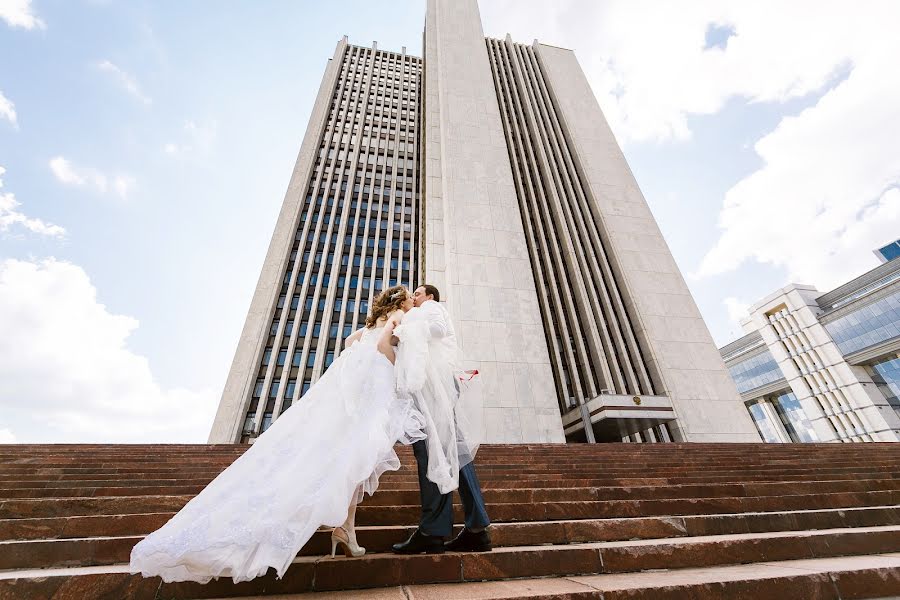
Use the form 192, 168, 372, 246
1, 526, 897, 599
4, 477, 897, 502
4, 468, 898, 488
1, 506, 898, 570
2, 489, 896, 523
1, 443, 898, 598
199, 554, 900, 600
2, 504, 897, 546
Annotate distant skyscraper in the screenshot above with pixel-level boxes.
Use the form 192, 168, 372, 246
721, 255, 900, 443
208, 0, 759, 445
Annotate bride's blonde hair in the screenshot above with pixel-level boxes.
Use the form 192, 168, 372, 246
365, 285, 408, 328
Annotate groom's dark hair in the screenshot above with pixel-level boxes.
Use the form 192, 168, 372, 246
421, 284, 440, 302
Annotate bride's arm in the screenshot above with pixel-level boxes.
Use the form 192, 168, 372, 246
387, 310, 404, 346
377, 311, 403, 364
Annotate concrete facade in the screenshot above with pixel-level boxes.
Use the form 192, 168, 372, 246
529, 42, 759, 442
421, 0, 564, 443
210, 40, 423, 443
210, 0, 761, 445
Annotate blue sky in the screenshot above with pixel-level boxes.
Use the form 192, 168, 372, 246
2, 0, 898, 443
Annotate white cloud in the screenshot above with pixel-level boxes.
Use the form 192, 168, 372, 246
164, 119, 218, 157
723, 296, 751, 335
0, 166, 65, 238
697, 44, 900, 289
113, 174, 135, 198
96, 59, 152, 105
480, 0, 900, 293
481, 0, 898, 145
0, 90, 17, 128
49, 156, 134, 199
49, 156, 87, 186
0, 428, 16, 443
0, 0, 44, 30
0, 258, 217, 443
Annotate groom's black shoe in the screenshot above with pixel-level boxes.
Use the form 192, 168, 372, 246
392, 528, 446, 554
444, 528, 492, 552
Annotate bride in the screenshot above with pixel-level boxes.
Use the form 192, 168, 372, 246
130, 285, 424, 584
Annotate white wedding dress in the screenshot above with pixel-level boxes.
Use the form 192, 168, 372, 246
129, 324, 425, 584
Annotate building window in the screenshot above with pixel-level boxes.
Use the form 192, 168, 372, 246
747, 400, 782, 443
262, 347, 272, 366
870, 356, 900, 418
824, 290, 900, 355
770, 392, 817, 442
261, 412, 273, 432
727, 350, 783, 394
307, 352, 316, 368
277, 349, 287, 366
253, 378, 264, 398
242, 412, 256, 434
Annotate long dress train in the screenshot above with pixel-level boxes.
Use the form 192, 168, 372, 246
129, 325, 424, 583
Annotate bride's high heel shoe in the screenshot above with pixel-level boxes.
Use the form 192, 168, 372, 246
330, 526, 366, 558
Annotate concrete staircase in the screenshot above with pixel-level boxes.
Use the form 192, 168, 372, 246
0, 443, 898, 599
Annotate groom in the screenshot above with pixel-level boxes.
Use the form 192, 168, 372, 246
392, 284, 492, 554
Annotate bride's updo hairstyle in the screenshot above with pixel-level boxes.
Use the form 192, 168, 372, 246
365, 285, 408, 328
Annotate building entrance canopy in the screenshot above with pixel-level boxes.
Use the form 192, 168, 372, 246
562, 394, 676, 442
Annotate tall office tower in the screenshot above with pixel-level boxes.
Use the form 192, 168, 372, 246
209, 0, 760, 445
208, 39, 422, 444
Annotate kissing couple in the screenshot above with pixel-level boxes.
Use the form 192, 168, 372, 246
130, 284, 491, 584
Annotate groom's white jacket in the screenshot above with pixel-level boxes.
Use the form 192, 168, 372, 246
395, 300, 481, 494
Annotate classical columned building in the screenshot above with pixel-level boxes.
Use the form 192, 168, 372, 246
721, 255, 900, 443
208, 0, 760, 445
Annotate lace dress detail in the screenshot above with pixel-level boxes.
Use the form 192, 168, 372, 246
129, 325, 425, 584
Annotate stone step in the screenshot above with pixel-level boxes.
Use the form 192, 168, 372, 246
199, 554, 900, 600
4, 477, 897, 502
1, 457, 898, 472
2, 465, 897, 486
2, 443, 898, 598
2, 504, 897, 545
3, 449, 897, 460
1, 506, 897, 570
4, 443, 896, 453
357, 491, 900, 526
2, 488, 896, 522
2, 470, 897, 490
2, 448, 898, 464
1, 526, 897, 598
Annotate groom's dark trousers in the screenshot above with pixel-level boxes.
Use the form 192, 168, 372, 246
412, 440, 490, 537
